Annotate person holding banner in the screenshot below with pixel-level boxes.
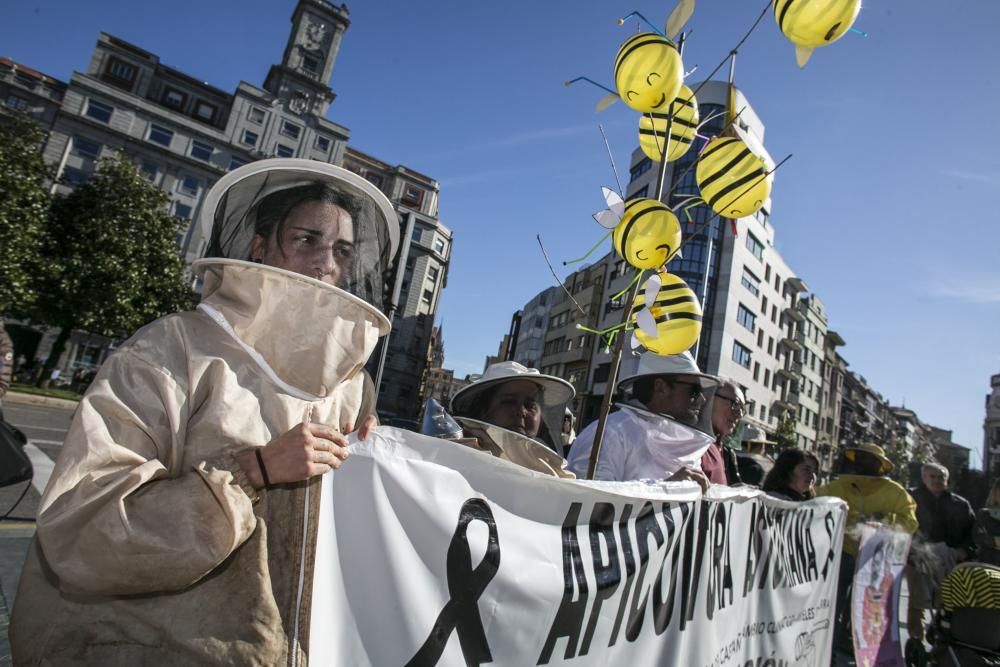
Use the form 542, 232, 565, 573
450, 360, 575, 454
702, 378, 745, 485
566, 351, 720, 488
10, 159, 397, 666
816, 442, 918, 655
762, 448, 819, 501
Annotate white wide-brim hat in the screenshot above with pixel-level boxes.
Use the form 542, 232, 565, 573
616, 351, 719, 393
741, 425, 776, 445
451, 361, 575, 417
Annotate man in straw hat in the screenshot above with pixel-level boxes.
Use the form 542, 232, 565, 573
11, 159, 398, 665
816, 442, 918, 653
566, 351, 721, 489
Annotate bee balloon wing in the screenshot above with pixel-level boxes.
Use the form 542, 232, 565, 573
596, 92, 620, 112
644, 273, 662, 306
593, 187, 625, 229
630, 332, 643, 351
636, 308, 658, 339
665, 0, 696, 40
795, 45, 815, 68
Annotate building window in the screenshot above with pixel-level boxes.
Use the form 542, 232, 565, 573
732, 341, 752, 368
5, 94, 29, 111
628, 185, 648, 200
162, 87, 187, 110
366, 172, 384, 188
174, 202, 193, 220
411, 227, 422, 242
428, 266, 440, 282
401, 184, 424, 208
314, 135, 331, 152
301, 54, 319, 74
194, 101, 217, 123
737, 303, 756, 332
741, 267, 761, 296
753, 361, 760, 381
280, 120, 301, 140
148, 124, 174, 147
629, 157, 652, 181
190, 140, 213, 162
745, 232, 764, 261
433, 238, 446, 255
764, 264, 772, 282
103, 57, 137, 89
241, 129, 259, 147
754, 207, 769, 227
71, 136, 101, 161
140, 160, 158, 181
84, 99, 113, 123
177, 175, 199, 196
247, 106, 266, 124
764, 369, 771, 387
275, 144, 294, 158
422, 289, 433, 305
229, 156, 248, 171
61, 166, 89, 185
757, 328, 764, 347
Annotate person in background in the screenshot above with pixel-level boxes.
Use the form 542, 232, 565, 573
905, 462, 977, 650
736, 426, 775, 486
561, 407, 577, 456
449, 360, 575, 454
974, 478, 1000, 566
816, 442, 918, 654
703, 379, 745, 485
761, 448, 819, 501
1, 320, 14, 412
567, 352, 720, 490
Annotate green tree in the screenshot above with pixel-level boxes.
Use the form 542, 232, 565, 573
884, 436, 912, 485
34, 155, 192, 380
0, 110, 52, 316
775, 413, 797, 449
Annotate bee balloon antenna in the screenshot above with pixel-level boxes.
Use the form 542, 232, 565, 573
563, 230, 613, 266
849, 27, 869, 37
564, 77, 617, 96
617, 11, 667, 38
536, 234, 588, 317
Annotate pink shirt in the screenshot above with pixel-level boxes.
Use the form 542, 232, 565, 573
700, 440, 728, 485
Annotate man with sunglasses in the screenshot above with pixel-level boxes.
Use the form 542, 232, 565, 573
567, 351, 720, 489
701, 380, 746, 486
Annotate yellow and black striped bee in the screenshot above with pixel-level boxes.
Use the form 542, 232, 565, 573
695, 136, 771, 219
614, 32, 684, 114
638, 84, 699, 163
630, 272, 702, 355
613, 198, 682, 270
773, 0, 861, 48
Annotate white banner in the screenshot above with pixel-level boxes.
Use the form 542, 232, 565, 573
310, 428, 847, 667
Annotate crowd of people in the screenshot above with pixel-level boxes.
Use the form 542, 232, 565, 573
5, 157, 998, 665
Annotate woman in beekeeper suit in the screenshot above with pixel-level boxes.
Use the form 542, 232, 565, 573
10, 159, 397, 666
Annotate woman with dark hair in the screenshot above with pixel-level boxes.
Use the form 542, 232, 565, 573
11, 159, 397, 666
762, 448, 819, 501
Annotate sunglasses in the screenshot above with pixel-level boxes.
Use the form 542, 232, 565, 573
716, 394, 746, 415
668, 380, 704, 402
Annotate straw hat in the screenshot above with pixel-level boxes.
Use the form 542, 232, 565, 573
844, 442, 894, 475
450, 361, 575, 417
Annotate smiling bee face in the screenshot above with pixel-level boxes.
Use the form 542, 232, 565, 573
695, 137, 772, 218
613, 198, 682, 270
614, 33, 684, 114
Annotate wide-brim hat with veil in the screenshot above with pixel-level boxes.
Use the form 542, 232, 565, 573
197, 158, 399, 313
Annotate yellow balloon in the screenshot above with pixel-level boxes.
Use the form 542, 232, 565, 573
631, 273, 702, 355
614, 32, 684, 114
639, 85, 699, 163
613, 199, 682, 270
695, 137, 771, 218
773, 0, 861, 48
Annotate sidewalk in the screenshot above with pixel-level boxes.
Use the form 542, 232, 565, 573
0, 522, 33, 667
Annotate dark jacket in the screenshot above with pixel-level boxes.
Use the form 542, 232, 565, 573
910, 484, 976, 552
974, 507, 1000, 566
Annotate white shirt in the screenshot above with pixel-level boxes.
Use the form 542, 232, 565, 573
566, 403, 715, 482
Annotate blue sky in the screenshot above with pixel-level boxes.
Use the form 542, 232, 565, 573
4, 0, 999, 461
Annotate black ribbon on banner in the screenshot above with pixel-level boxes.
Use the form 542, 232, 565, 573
406, 498, 501, 667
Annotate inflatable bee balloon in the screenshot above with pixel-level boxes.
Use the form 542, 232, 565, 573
639, 85, 699, 163
630, 272, 702, 355
695, 137, 771, 219
614, 32, 684, 114
613, 198, 682, 270
773, 0, 861, 48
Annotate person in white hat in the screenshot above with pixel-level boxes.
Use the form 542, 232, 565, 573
566, 351, 721, 488
450, 360, 575, 452
11, 159, 398, 665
